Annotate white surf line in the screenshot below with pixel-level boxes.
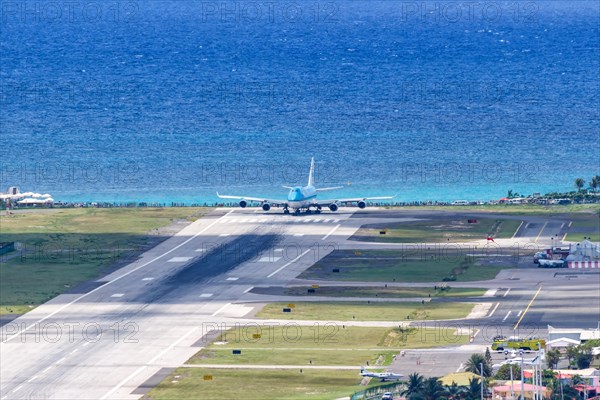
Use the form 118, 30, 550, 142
267, 249, 312, 278
511, 221, 524, 239
322, 224, 341, 241
100, 326, 198, 400
503, 288, 511, 297
211, 303, 231, 317
2, 211, 233, 344
488, 302, 500, 317
502, 311, 512, 322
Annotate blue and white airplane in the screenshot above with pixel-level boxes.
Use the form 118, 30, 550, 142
217, 158, 394, 215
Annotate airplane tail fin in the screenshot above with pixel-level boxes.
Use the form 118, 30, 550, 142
307, 157, 315, 187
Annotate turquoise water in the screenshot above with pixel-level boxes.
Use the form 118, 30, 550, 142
1, 1, 598, 203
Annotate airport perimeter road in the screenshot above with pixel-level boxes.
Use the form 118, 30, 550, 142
0, 208, 360, 400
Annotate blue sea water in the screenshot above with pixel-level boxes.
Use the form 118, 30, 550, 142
1, 1, 599, 204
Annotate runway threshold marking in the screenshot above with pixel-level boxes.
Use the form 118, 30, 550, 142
100, 326, 198, 400
267, 249, 312, 278
1, 210, 232, 344
514, 285, 543, 330
511, 221, 524, 239
322, 224, 341, 241
534, 222, 548, 243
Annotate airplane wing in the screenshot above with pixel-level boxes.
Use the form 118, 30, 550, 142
216, 192, 287, 206
313, 195, 395, 206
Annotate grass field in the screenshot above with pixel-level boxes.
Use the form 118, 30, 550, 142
164, 325, 468, 399
0, 207, 205, 314
252, 286, 486, 298
298, 250, 508, 282
255, 301, 473, 321
187, 325, 469, 367
565, 215, 600, 242
351, 217, 522, 243
145, 368, 373, 400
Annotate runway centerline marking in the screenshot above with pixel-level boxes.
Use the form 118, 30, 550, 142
142, 277, 155, 281
267, 249, 312, 278
514, 285, 543, 330
322, 224, 341, 241
2, 210, 232, 343
168, 256, 192, 262
243, 286, 254, 293
111, 293, 124, 298
503, 288, 511, 297
199, 293, 213, 298
100, 327, 198, 400
226, 277, 239, 281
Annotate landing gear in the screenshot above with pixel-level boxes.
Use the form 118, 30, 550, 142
306, 209, 312, 214
293, 209, 300, 216
283, 207, 290, 214
316, 206, 322, 214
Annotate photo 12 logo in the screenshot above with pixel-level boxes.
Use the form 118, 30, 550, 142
1, 1, 139, 23
199, 1, 340, 23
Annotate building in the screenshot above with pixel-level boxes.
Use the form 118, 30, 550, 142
492, 381, 549, 399
547, 325, 600, 350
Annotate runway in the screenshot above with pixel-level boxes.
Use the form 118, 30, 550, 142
0, 208, 359, 400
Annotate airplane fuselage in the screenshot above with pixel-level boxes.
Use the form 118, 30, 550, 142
286, 185, 317, 210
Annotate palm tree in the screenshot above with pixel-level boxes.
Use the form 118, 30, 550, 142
444, 381, 465, 399
464, 353, 492, 377
546, 349, 561, 369
575, 177, 585, 192
401, 372, 425, 399
417, 377, 445, 400
464, 377, 481, 400
591, 175, 600, 192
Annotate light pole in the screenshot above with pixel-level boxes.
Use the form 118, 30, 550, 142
520, 351, 525, 400
480, 362, 485, 400
510, 365, 515, 399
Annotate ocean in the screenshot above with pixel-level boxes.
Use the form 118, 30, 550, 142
1, 0, 599, 204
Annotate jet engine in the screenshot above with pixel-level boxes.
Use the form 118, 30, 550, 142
329, 203, 338, 212
262, 203, 271, 211
239, 200, 247, 208
357, 201, 366, 209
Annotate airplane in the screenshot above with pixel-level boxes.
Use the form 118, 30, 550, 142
360, 367, 403, 382
217, 158, 394, 215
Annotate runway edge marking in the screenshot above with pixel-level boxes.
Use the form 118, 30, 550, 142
100, 326, 199, 400
513, 285, 543, 330
267, 249, 312, 278
2, 210, 233, 344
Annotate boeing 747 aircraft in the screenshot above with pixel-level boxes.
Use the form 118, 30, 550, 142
217, 158, 394, 215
